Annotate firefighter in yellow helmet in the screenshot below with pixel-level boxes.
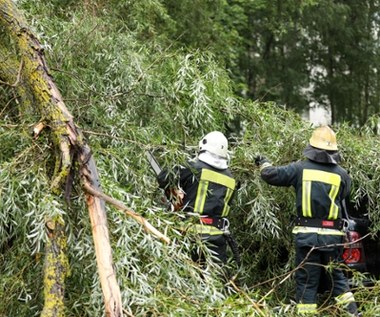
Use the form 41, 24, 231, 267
255, 126, 361, 316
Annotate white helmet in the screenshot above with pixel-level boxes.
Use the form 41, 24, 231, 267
198, 131, 228, 158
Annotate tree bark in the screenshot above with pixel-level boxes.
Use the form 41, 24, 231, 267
0, 1, 124, 316
41, 218, 69, 317
1, 2, 170, 315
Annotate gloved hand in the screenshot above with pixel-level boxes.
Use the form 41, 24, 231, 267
254, 155, 269, 167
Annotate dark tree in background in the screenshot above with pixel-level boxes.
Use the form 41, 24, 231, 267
162, 0, 380, 125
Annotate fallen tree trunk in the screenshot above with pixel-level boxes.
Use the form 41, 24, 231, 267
0, 1, 124, 315
0, 1, 169, 316
41, 218, 69, 317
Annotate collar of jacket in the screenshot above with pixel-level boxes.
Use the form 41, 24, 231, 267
303, 144, 341, 164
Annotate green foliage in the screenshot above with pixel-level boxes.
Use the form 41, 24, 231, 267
0, 144, 62, 316
1, 0, 380, 316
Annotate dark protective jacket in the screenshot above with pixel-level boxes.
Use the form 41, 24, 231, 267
261, 159, 351, 221
157, 158, 236, 218
260, 150, 357, 313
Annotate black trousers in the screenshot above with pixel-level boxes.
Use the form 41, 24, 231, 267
191, 234, 227, 264
295, 237, 350, 304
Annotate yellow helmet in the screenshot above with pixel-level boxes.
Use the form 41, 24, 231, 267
309, 126, 338, 151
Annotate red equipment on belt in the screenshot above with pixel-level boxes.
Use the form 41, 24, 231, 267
200, 217, 214, 225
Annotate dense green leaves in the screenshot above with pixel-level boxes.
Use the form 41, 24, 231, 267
1, 0, 380, 316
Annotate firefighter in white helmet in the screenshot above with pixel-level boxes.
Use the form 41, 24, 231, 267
255, 126, 360, 316
157, 131, 238, 267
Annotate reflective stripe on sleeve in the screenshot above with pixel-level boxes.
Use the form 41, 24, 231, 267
259, 162, 272, 171
302, 169, 341, 219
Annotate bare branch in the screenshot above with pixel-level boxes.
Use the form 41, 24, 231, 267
83, 181, 171, 244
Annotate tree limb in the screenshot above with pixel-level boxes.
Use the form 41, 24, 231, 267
83, 181, 171, 244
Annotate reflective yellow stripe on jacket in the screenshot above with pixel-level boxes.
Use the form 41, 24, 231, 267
187, 224, 224, 235
292, 226, 345, 236
179, 222, 224, 235
194, 169, 236, 216
302, 169, 341, 220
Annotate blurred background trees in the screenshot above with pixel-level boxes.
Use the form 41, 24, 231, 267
135, 0, 380, 126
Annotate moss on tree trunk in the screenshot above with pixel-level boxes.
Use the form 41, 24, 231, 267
41, 218, 69, 317
0, 1, 124, 316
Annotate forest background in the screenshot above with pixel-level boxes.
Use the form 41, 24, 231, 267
1, 0, 380, 316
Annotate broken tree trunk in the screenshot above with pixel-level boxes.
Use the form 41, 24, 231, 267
0, 1, 124, 316
0, 1, 169, 316
41, 218, 69, 317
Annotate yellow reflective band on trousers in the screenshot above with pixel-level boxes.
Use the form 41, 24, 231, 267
296, 303, 317, 315
194, 169, 236, 215
292, 226, 345, 236
302, 169, 341, 219
335, 292, 355, 305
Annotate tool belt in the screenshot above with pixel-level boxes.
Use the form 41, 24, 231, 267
200, 217, 229, 231
295, 217, 343, 230
199, 216, 241, 266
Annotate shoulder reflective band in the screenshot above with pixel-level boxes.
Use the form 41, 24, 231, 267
194, 169, 236, 214
302, 169, 341, 220
200, 169, 236, 189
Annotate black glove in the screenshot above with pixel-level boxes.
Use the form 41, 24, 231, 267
254, 155, 269, 167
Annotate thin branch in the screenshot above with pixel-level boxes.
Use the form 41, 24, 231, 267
82, 129, 189, 152
83, 181, 171, 244
0, 94, 17, 116
228, 278, 267, 316
122, 309, 136, 317
0, 59, 23, 87
122, 32, 185, 96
